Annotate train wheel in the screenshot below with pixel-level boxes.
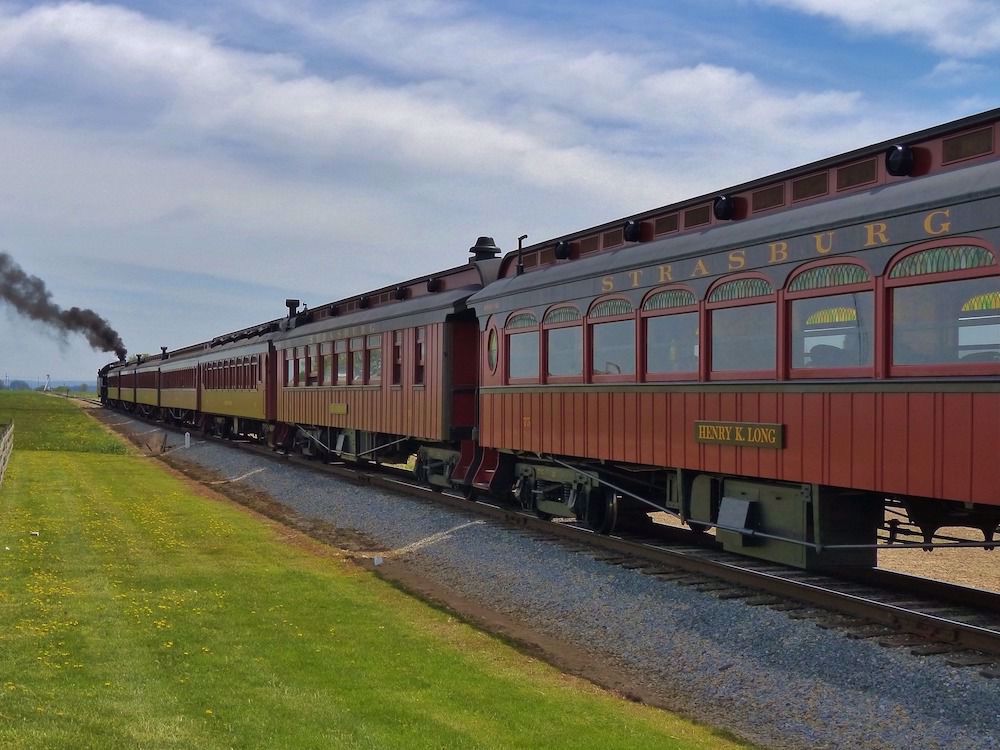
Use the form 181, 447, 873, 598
513, 477, 533, 511
413, 455, 427, 483
587, 488, 619, 534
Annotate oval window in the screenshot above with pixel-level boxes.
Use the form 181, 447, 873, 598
487, 328, 499, 372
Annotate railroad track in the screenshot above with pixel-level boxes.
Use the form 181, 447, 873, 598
98, 407, 1000, 678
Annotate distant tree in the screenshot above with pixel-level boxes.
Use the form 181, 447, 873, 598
76, 383, 90, 392
9, 380, 30, 391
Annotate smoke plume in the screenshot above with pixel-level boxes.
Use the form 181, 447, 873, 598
0, 252, 127, 361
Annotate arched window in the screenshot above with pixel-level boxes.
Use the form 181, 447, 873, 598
506, 311, 539, 382
785, 261, 874, 375
886, 243, 999, 371
707, 276, 775, 376
543, 306, 582, 381
589, 298, 635, 379
642, 287, 698, 379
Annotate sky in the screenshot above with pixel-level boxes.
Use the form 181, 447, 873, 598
1, 0, 999, 382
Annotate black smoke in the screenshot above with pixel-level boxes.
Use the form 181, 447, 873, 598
0, 252, 127, 361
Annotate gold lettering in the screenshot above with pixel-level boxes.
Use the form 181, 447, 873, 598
768, 241, 788, 263
691, 259, 709, 277
735, 426, 745, 441
601, 276, 615, 292
728, 250, 746, 270
814, 231, 834, 255
658, 264, 673, 282
629, 269, 642, 287
923, 209, 951, 236
864, 222, 888, 247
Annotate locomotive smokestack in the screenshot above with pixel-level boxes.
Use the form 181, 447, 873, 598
0, 251, 127, 360
469, 236, 501, 261
285, 298, 300, 318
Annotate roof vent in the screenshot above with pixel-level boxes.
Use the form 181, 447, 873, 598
469, 236, 501, 260
285, 298, 299, 318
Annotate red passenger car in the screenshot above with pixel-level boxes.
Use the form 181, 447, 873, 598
272, 244, 500, 478
469, 111, 1000, 568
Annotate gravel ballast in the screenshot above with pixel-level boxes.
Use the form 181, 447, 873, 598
113, 420, 1000, 750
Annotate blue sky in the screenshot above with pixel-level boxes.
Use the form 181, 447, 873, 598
1, 0, 999, 380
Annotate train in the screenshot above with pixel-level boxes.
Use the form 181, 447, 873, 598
100, 108, 1000, 571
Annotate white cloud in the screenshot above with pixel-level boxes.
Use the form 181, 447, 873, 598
0, 1, 969, 377
758, 0, 1000, 58
0, 3, 893, 274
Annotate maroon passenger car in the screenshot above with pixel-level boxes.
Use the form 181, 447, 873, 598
469, 110, 1000, 568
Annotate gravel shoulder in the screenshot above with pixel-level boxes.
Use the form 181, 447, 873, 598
98, 413, 1000, 750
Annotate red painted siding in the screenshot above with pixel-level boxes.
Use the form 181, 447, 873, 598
479, 387, 1000, 507
277, 323, 449, 441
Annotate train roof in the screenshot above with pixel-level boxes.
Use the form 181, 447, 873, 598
491, 107, 1000, 282
470, 153, 1000, 310
100, 253, 501, 372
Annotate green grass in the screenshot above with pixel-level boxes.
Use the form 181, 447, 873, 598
0, 392, 125, 454
0, 392, 749, 749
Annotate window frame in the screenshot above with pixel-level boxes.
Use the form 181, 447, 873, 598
349, 336, 365, 385
588, 297, 636, 384
505, 311, 540, 385
784, 260, 876, 380
706, 274, 777, 380
367, 333, 383, 385
640, 286, 699, 382
414, 326, 426, 386
885, 240, 1000, 377
542, 305, 583, 384
320, 342, 333, 385
334, 339, 348, 385
391, 330, 403, 386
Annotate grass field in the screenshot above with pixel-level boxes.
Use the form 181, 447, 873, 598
0, 393, 748, 749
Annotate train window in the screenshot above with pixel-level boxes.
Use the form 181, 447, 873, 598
414, 327, 426, 385
892, 278, 1000, 365
506, 312, 539, 382
335, 340, 348, 384
592, 321, 635, 376
367, 334, 382, 384
590, 299, 635, 379
708, 277, 775, 376
509, 331, 540, 379
486, 328, 498, 374
285, 352, 294, 386
321, 343, 333, 385
646, 313, 699, 374
643, 288, 698, 378
297, 348, 306, 387
786, 264, 875, 375
543, 306, 582, 380
392, 331, 403, 385
711, 304, 776, 372
791, 293, 874, 369
308, 345, 319, 385
887, 244, 1000, 370
350, 337, 365, 384
547, 328, 582, 377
